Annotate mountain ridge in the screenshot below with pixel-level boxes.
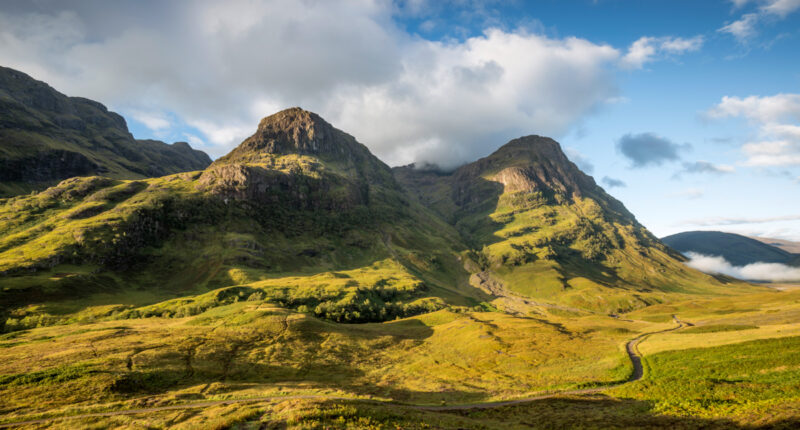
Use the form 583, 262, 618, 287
0, 65, 211, 197
0, 106, 756, 332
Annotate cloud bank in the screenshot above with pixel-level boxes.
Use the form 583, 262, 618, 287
0, 0, 703, 169
685, 252, 800, 282
679, 214, 800, 226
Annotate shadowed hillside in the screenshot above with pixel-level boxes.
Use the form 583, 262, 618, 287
0, 66, 210, 197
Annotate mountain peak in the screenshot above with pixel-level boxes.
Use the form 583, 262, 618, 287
255, 107, 328, 140
227, 107, 341, 159
213, 107, 397, 186
451, 134, 596, 199
216, 107, 367, 165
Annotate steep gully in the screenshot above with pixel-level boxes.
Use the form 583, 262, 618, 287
0, 317, 686, 427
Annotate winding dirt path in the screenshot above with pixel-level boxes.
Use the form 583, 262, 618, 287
0, 317, 685, 427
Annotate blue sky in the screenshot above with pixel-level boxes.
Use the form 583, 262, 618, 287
1, 0, 798, 240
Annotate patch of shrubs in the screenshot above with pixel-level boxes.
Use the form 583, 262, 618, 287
0, 364, 97, 387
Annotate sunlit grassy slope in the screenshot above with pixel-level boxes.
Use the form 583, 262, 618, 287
0, 170, 470, 330
395, 136, 756, 314
0, 108, 478, 333
2, 290, 800, 428
0, 304, 653, 419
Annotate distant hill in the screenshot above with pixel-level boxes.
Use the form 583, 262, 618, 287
662, 231, 798, 266
0, 66, 211, 197
749, 236, 800, 254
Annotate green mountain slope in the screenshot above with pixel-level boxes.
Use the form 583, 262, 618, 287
0, 66, 211, 197
394, 136, 751, 313
0, 108, 472, 330
662, 231, 797, 266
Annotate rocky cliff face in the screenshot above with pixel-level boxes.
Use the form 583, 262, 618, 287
395, 134, 637, 225
0, 66, 211, 196
196, 163, 367, 211
215, 108, 395, 187
0, 149, 98, 182
454, 136, 594, 196
225, 108, 348, 157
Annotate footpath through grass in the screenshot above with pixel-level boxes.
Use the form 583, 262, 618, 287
612, 335, 800, 423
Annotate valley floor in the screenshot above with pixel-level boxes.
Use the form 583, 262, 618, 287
0, 285, 799, 428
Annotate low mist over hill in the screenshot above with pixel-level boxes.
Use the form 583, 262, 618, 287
662, 231, 800, 282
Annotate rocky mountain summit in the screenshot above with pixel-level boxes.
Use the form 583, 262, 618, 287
0, 66, 211, 196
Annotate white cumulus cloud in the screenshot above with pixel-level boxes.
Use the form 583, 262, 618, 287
620, 36, 703, 69
719, 0, 800, 42
332, 29, 621, 168
708, 94, 800, 166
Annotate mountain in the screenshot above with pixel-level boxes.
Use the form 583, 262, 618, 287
0, 109, 752, 333
749, 236, 800, 255
662, 231, 798, 266
0, 107, 467, 329
394, 136, 747, 313
0, 66, 210, 197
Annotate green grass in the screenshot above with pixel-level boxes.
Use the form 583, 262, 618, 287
612, 336, 800, 421
680, 324, 759, 334
0, 305, 646, 420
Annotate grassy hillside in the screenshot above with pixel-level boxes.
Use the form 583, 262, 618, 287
0, 114, 756, 331
662, 230, 796, 266
395, 136, 753, 314
2, 288, 800, 428
0, 66, 210, 197
0, 109, 478, 333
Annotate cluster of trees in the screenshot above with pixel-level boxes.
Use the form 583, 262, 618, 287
3, 313, 61, 332
282, 283, 440, 323
302, 296, 443, 323
109, 282, 440, 324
